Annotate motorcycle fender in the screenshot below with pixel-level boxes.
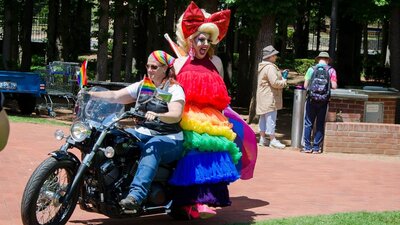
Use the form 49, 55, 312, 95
49, 151, 80, 168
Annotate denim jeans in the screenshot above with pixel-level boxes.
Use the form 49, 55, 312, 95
126, 129, 184, 203
303, 99, 328, 151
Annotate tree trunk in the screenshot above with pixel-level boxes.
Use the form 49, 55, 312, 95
337, 15, 363, 87
60, 0, 73, 61
389, 3, 400, 90
146, 9, 161, 55
125, 2, 135, 82
135, 4, 148, 78
248, 15, 276, 124
47, 0, 60, 63
380, 19, 389, 67
2, 0, 19, 70
96, 0, 109, 81
236, 33, 251, 107
329, 0, 338, 62
75, 0, 92, 54
316, 1, 323, 52
20, 0, 34, 72
222, 6, 236, 98
275, 18, 288, 58
111, 0, 125, 82
164, 0, 176, 52
362, 22, 368, 73
293, 0, 310, 58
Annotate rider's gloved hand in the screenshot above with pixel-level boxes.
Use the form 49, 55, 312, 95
282, 69, 289, 79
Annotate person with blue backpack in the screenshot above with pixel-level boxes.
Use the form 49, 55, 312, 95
302, 52, 337, 153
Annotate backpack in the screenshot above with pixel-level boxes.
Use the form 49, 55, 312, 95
308, 65, 331, 103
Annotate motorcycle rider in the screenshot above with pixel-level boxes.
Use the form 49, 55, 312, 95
87, 50, 185, 210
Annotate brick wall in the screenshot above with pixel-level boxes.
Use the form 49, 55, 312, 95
329, 98, 397, 124
324, 122, 400, 155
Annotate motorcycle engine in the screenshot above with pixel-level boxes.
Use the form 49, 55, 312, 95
100, 160, 119, 186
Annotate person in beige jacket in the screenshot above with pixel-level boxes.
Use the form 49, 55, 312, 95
256, 45, 287, 149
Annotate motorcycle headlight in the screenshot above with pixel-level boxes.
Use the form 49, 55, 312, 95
70, 122, 90, 142
102, 146, 115, 158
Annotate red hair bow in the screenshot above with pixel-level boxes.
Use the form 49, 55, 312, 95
182, 1, 231, 42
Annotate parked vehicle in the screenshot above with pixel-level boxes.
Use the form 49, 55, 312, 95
20, 86, 181, 225
0, 70, 46, 114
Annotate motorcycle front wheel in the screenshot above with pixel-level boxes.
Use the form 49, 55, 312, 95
21, 157, 79, 225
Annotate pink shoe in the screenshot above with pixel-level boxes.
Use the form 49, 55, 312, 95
196, 204, 216, 219
182, 205, 199, 219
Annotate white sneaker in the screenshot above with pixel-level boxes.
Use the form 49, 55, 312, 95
269, 139, 285, 149
258, 138, 268, 146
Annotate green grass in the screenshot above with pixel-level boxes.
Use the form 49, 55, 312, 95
230, 211, 400, 225
8, 115, 69, 126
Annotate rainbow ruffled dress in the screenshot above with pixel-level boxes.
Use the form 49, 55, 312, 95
169, 57, 241, 207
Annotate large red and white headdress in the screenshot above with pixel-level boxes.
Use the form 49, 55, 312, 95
178, 1, 231, 45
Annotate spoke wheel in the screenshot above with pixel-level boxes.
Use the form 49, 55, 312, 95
21, 157, 79, 225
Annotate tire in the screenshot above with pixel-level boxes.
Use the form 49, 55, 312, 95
21, 157, 79, 225
18, 95, 36, 115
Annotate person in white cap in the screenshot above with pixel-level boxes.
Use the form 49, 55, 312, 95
256, 45, 288, 149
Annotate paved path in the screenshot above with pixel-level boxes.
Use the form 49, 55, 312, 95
1, 122, 400, 225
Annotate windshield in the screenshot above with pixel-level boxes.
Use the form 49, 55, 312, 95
75, 86, 125, 126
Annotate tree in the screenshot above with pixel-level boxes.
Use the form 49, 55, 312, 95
225, 0, 296, 123
389, 2, 400, 89
248, 15, 276, 123
2, 0, 20, 70
293, 0, 311, 58
47, 0, 60, 63
20, 0, 34, 72
111, 0, 125, 82
96, 0, 109, 81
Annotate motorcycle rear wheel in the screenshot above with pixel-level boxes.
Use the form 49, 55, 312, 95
21, 157, 79, 225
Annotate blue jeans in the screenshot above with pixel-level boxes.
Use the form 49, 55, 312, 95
303, 99, 328, 151
126, 129, 184, 203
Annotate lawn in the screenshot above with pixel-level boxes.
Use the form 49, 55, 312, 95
230, 211, 400, 225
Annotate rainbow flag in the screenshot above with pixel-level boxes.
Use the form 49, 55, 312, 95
140, 76, 156, 96
78, 60, 88, 89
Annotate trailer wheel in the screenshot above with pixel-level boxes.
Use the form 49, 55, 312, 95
18, 95, 37, 115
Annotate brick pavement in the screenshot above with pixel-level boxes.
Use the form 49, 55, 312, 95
1, 122, 400, 225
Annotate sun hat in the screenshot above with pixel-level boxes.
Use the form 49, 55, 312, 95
315, 52, 331, 62
262, 45, 279, 59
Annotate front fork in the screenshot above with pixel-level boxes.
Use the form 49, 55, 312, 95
62, 129, 109, 203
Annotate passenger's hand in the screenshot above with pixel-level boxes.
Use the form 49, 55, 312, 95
282, 69, 289, 79
145, 111, 159, 121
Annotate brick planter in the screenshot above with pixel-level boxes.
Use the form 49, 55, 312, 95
324, 122, 400, 155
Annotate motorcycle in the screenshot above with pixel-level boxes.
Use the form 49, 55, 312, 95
20, 86, 182, 225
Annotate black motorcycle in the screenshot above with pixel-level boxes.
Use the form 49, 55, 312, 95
21, 86, 181, 225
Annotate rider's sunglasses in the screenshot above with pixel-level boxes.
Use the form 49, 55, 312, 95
146, 64, 159, 70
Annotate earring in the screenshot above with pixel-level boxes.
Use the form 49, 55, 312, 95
189, 45, 195, 60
